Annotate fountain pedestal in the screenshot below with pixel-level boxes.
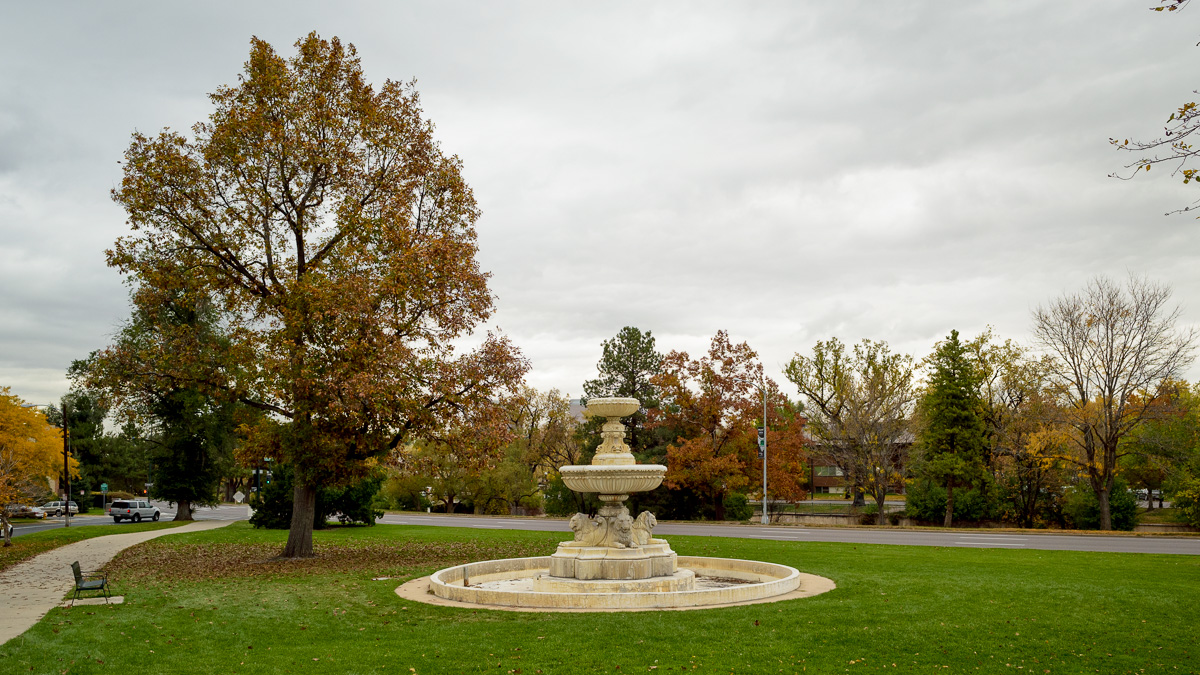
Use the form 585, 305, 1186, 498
535, 397, 694, 592
541, 541, 689, 587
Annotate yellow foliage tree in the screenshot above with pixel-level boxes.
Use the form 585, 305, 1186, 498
0, 388, 71, 546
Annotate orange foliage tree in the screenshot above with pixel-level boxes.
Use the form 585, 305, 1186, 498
107, 34, 527, 557
650, 331, 807, 520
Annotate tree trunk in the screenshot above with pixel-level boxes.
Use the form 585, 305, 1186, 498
944, 483, 955, 528
875, 488, 888, 525
851, 486, 865, 508
1, 514, 11, 547
282, 482, 318, 558
713, 493, 726, 521
173, 500, 194, 521
1022, 496, 1036, 529
1098, 487, 1112, 531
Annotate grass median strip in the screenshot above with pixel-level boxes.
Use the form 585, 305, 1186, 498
1, 522, 1196, 673
0, 521, 187, 573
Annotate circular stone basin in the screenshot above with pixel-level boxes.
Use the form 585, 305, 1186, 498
419, 556, 817, 610
585, 397, 640, 419
559, 464, 666, 494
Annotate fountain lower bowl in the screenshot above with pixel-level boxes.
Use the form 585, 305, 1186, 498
559, 464, 666, 495
422, 556, 806, 610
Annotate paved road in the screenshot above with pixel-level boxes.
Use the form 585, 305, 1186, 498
8, 502, 249, 538
377, 512, 1200, 555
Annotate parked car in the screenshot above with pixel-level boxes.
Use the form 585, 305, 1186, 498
108, 499, 160, 523
4, 503, 46, 519
41, 500, 79, 517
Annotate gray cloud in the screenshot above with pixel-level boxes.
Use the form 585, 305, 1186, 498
2, 0, 1199, 406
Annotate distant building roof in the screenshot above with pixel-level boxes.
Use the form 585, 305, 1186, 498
569, 399, 586, 422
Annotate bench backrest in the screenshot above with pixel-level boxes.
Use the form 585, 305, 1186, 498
71, 561, 83, 585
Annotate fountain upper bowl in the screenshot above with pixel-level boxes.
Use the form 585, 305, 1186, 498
584, 397, 640, 419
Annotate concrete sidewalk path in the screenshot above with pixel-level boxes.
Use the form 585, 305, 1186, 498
0, 520, 234, 645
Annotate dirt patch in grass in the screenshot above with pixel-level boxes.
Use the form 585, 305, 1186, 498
108, 538, 556, 581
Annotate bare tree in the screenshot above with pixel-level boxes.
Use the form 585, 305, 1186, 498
1032, 275, 1196, 529
785, 338, 915, 524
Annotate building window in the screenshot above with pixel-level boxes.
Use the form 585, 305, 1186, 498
815, 466, 843, 477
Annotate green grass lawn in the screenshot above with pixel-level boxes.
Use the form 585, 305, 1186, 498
1138, 508, 1184, 525
0, 520, 186, 572
1, 522, 1196, 674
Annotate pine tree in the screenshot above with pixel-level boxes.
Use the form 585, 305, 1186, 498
916, 330, 989, 527
582, 327, 663, 457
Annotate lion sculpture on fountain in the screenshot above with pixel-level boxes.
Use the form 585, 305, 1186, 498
566, 513, 607, 547
611, 511, 635, 548
631, 510, 662, 546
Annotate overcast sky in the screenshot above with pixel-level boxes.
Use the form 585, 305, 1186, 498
3, 1, 1200, 407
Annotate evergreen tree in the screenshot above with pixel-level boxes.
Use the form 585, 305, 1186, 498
582, 326, 663, 458
916, 330, 989, 526
78, 291, 238, 519
147, 387, 237, 520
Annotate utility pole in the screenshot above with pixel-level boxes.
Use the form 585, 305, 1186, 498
62, 400, 71, 528
760, 375, 768, 525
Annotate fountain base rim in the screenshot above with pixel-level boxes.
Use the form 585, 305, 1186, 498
410, 556, 833, 611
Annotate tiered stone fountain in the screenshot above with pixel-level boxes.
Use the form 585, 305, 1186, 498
403, 397, 832, 610
543, 397, 689, 592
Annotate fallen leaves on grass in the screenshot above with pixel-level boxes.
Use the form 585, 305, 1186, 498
107, 539, 553, 581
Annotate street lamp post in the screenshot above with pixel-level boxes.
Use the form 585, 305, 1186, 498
734, 373, 773, 525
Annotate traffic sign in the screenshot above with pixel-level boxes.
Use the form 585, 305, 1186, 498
100, 483, 108, 492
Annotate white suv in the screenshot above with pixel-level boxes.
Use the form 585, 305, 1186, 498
41, 501, 78, 517
108, 499, 161, 523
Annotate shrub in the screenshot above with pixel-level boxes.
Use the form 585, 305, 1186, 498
1169, 477, 1200, 527
377, 473, 431, 511
993, 478, 1067, 529
904, 481, 946, 522
323, 473, 385, 525
903, 480, 993, 523
861, 503, 879, 525
723, 492, 754, 521
1063, 478, 1138, 531
543, 477, 581, 516
627, 484, 710, 521
249, 464, 383, 529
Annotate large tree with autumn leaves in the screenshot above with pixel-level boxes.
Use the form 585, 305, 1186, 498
107, 33, 527, 558
650, 331, 808, 520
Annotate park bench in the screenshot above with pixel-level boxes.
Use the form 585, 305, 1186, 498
70, 561, 110, 606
